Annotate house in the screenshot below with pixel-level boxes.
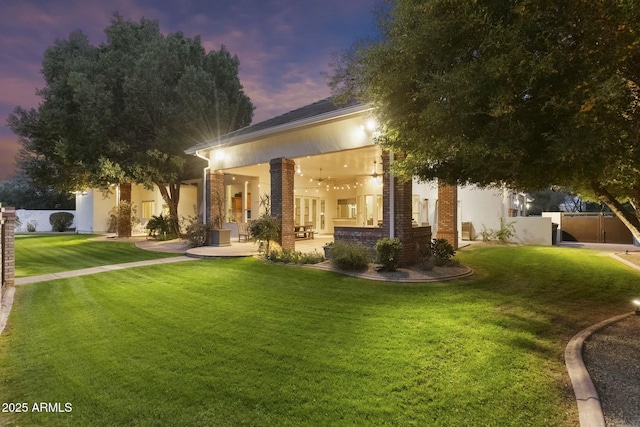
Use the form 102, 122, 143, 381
186, 98, 550, 265
75, 182, 200, 234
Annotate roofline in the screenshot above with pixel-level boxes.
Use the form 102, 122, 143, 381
185, 103, 373, 155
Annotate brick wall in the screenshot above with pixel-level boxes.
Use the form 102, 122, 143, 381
437, 183, 458, 249
1, 205, 16, 302
381, 151, 418, 266
118, 183, 132, 237
270, 158, 295, 250
334, 226, 385, 257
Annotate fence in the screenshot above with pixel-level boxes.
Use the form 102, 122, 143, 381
15, 209, 76, 233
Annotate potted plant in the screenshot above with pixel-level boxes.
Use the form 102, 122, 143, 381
210, 190, 231, 247
323, 241, 334, 259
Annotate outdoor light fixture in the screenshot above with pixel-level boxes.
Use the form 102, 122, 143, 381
634, 299, 640, 315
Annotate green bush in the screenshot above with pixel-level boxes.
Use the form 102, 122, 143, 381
49, 212, 74, 232
267, 248, 324, 264
146, 214, 174, 239
183, 215, 209, 247
374, 237, 402, 271
431, 238, 456, 266
330, 241, 371, 271
249, 215, 281, 256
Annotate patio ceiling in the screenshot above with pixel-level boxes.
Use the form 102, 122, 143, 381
221, 145, 383, 185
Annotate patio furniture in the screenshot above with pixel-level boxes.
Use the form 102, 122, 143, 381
238, 221, 252, 242
294, 223, 314, 239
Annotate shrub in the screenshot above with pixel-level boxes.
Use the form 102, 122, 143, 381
330, 241, 371, 271
431, 238, 456, 266
146, 214, 174, 239
26, 220, 38, 232
249, 215, 281, 256
494, 217, 517, 243
183, 215, 209, 247
49, 212, 74, 232
374, 237, 402, 271
108, 202, 138, 238
267, 248, 324, 264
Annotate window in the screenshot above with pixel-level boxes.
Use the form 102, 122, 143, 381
337, 198, 357, 219
141, 201, 155, 219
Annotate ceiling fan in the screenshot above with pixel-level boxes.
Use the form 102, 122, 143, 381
358, 160, 382, 179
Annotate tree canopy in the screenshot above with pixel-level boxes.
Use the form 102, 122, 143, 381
330, 0, 640, 238
9, 13, 254, 233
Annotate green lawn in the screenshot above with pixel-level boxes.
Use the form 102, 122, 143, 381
1, 245, 639, 426
14, 234, 178, 277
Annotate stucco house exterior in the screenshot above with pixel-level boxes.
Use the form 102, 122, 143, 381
186, 98, 547, 264
75, 183, 200, 234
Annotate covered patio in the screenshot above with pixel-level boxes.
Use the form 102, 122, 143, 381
186, 98, 454, 266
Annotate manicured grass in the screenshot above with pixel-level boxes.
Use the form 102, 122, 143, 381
14, 234, 178, 277
1, 246, 639, 426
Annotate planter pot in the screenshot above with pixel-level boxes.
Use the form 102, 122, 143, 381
323, 246, 332, 259
210, 228, 231, 247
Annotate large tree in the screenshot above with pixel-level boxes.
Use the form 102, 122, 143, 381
330, 0, 640, 238
9, 14, 254, 235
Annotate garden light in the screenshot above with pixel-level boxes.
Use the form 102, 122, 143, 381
634, 299, 640, 315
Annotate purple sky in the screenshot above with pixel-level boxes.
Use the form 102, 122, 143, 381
0, 0, 378, 180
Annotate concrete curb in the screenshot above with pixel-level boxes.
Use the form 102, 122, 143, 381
565, 312, 634, 427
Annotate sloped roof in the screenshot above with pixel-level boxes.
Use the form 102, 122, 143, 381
185, 97, 365, 154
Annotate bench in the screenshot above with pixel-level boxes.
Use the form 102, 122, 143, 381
294, 224, 314, 239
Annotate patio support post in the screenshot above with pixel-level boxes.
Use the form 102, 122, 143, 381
382, 151, 417, 266
118, 183, 132, 238
207, 170, 225, 226
437, 182, 458, 249
270, 157, 295, 251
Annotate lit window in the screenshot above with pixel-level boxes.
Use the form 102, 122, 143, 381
141, 201, 155, 219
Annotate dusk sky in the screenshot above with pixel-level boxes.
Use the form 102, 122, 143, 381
0, 0, 379, 180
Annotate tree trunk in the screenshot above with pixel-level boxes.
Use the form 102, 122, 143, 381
591, 181, 640, 242
156, 181, 181, 237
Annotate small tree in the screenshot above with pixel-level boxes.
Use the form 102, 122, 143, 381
249, 215, 280, 256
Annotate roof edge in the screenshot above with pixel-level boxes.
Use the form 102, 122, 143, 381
185, 102, 372, 155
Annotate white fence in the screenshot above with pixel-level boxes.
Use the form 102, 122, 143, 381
15, 209, 77, 233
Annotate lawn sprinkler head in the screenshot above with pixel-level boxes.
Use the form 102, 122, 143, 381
634, 299, 640, 316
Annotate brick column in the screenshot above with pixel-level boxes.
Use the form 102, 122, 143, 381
381, 151, 417, 266
1, 205, 16, 297
207, 170, 225, 228
437, 182, 458, 249
270, 157, 295, 251
118, 183, 132, 237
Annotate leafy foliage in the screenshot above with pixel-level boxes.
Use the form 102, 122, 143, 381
0, 173, 74, 209
108, 202, 138, 238
330, 241, 371, 271
431, 238, 456, 266
374, 237, 402, 271
8, 14, 254, 235
330, 0, 640, 239
49, 212, 74, 232
266, 248, 324, 264
249, 215, 281, 256
183, 215, 209, 247
146, 214, 174, 239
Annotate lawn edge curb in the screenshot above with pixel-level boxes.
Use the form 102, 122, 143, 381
565, 311, 634, 427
